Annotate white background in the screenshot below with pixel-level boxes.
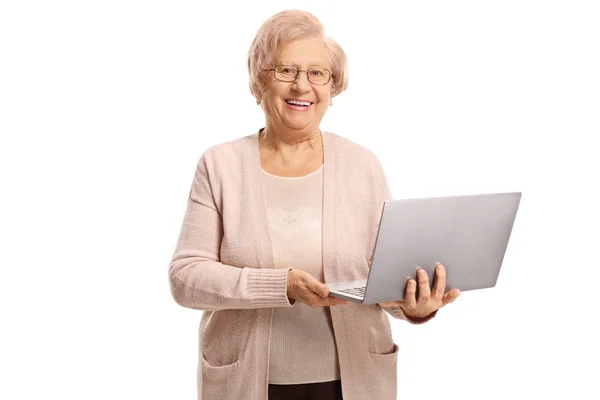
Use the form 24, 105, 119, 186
1, 1, 598, 399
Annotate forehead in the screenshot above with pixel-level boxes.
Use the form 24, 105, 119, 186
276, 38, 330, 68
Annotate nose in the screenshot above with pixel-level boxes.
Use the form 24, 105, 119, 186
291, 71, 311, 93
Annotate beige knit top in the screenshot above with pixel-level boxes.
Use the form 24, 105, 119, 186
261, 164, 340, 384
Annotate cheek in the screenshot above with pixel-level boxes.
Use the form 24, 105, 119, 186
316, 89, 332, 105
262, 93, 278, 113
316, 94, 330, 111
262, 96, 286, 122
266, 89, 285, 108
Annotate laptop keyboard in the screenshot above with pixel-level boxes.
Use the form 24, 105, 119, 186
338, 286, 366, 297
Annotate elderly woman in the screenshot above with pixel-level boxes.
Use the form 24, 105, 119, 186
169, 9, 460, 400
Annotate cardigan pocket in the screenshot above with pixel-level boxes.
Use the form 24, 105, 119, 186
199, 309, 252, 367
200, 351, 241, 397
367, 343, 399, 400
368, 342, 399, 357
201, 349, 241, 369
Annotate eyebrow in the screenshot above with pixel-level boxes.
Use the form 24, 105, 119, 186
277, 61, 330, 69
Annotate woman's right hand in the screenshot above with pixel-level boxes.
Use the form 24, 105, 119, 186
286, 269, 350, 308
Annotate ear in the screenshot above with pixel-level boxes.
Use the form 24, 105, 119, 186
329, 84, 336, 106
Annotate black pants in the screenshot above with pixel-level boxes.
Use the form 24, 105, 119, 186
268, 379, 343, 400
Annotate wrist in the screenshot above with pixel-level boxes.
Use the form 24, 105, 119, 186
286, 269, 296, 305
404, 309, 438, 323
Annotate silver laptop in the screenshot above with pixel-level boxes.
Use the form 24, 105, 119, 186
326, 191, 522, 304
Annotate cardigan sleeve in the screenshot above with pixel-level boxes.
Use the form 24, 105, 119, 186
368, 152, 436, 325
168, 154, 295, 311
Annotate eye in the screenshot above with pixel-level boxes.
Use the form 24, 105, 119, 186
309, 69, 324, 76
278, 66, 297, 75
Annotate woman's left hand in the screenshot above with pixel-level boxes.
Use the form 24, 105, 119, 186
378, 264, 460, 320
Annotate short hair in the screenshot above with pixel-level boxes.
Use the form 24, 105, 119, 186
248, 10, 349, 104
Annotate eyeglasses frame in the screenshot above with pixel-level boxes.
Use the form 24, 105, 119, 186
264, 65, 335, 85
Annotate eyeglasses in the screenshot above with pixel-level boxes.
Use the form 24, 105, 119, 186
264, 65, 333, 85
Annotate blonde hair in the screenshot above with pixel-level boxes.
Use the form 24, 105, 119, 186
247, 10, 348, 104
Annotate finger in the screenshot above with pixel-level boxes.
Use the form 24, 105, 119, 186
442, 289, 461, 305
432, 264, 446, 299
404, 279, 417, 309
305, 286, 347, 306
309, 279, 330, 298
312, 296, 347, 308
417, 268, 431, 300
328, 298, 349, 306
305, 291, 326, 308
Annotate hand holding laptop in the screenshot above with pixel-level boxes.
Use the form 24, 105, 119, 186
326, 192, 521, 306
287, 269, 350, 308
378, 263, 461, 320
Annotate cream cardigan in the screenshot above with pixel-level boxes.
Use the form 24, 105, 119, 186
169, 130, 426, 400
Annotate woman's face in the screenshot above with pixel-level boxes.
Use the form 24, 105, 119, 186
261, 38, 333, 135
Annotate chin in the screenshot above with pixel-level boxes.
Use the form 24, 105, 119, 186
280, 117, 312, 129
284, 119, 317, 130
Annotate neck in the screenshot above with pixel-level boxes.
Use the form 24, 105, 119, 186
259, 126, 323, 167
259, 126, 322, 151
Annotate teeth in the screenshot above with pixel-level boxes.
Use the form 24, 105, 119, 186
286, 100, 311, 106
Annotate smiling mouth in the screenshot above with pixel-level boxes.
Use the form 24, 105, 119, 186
285, 99, 313, 107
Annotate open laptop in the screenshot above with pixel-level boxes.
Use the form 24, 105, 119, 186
326, 191, 522, 304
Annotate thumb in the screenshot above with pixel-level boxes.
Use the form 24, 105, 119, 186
442, 289, 461, 305
311, 280, 330, 298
